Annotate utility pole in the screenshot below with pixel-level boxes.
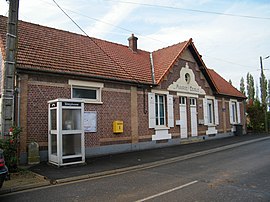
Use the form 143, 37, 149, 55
1, 0, 19, 136
260, 56, 269, 133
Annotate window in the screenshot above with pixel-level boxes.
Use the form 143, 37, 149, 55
231, 101, 237, 123
230, 100, 240, 124
148, 92, 173, 129
180, 97, 186, 105
185, 73, 190, 84
190, 98, 196, 106
72, 87, 97, 100
207, 99, 214, 124
155, 94, 166, 126
69, 80, 103, 103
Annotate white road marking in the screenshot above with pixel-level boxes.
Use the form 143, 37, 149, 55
135, 180, 198, 202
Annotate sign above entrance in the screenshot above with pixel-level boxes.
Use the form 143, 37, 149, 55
168, 63, 205, 95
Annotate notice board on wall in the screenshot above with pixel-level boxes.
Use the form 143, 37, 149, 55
84, 111, 97, 132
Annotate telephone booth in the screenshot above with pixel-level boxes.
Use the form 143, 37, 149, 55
48, 99, 85, 166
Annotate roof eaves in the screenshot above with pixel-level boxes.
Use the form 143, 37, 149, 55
16, 65, 154, 86
205, 68, 220, 93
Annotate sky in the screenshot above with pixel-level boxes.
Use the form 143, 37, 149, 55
0, 0, 269, 92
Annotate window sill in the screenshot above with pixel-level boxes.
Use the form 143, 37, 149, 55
207, 124, 217, 127
154, 126, 170, 130
84, 101, 103, 104
72, 98, 103, 104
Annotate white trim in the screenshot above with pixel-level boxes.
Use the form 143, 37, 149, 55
214, 99, 219, 125
151, 89, 169, 95
204, 95, 215, 99
203, 98, 208, 125
152, 129, 171, 140
148, 93, 156, 128
237, 102, 241, 124
69, 80, 104, 88
167, 95, 174, 127
177, 92, 198, 98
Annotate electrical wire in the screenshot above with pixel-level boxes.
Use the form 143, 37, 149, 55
52, 0, 143, 85
103, 0, 270, 20
48, 0, 265, 75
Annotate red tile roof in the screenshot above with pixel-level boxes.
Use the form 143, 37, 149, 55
207, 68, 246, 98
0, 15, 245, 98
152, 39, 191, 83
0, 15, 152, 84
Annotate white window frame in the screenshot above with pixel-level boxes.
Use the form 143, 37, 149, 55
69, 80, 103, 104
190, 98, 196, 106
232, 101, 237, 123
180, 96, 186, 105
155, 94, 166, 126
148, 91, 173, 129
207, 99, 214, 125
203, 96, 219, 126
229, 99, 241, 124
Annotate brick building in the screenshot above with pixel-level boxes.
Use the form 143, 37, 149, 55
0, 16, 246, 164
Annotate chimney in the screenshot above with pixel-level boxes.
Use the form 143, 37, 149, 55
128, 34, 138, 52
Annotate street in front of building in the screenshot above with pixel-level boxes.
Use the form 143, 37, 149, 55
1, 138, 269, 202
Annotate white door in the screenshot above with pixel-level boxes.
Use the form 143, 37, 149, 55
179, 97, 187, 138
190, 98, 198, 137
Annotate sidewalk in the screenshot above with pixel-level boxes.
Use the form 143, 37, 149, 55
1, 133, 269, 194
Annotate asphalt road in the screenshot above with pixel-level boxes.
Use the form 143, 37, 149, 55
1, 139, 270, 202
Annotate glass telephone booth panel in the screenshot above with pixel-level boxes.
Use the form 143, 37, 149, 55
48, 99, 85, 166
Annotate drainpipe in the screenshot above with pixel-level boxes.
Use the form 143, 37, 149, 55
150, 52, 156, 84
16, 76, 21, 127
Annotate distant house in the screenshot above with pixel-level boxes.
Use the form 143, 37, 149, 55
0, 15, 246, 164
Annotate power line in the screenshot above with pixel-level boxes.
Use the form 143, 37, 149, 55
45, 0, 265, 72
104, 0, 270, 20
52, 0, 143, 84
37, 0, 166, 44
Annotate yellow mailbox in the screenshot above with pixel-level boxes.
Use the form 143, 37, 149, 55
113, 120, 123, 133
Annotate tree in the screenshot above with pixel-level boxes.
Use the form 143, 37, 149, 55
260, 69, 268, 105
246, 100, 265, 132
246, 73, 255, 103
240, 77, 245, 96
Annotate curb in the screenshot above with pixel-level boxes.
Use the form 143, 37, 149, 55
55, 136, 270, 184
1, 136, 269, 194
0, 181, 51, 195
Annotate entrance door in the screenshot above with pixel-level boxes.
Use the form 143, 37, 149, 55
190, 98, 198, 137
179, 97, 187, 138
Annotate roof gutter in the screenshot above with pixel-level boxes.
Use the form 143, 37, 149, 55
149, 52, 156, 84
16, 66, 155, 87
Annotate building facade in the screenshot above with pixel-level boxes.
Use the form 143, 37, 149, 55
0, 16, 246, 164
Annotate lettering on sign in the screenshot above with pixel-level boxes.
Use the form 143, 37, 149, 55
168, 62, 205, 95
62, 102, 81, 107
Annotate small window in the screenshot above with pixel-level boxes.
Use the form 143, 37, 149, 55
73, 87, 97, 100
69, 80, 103, 103
180, 97, 186, 105
207, 99, 214, 124
185, 73, 190, 84
190, 98, 196, 106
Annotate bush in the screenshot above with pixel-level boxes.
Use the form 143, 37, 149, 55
0, 126, 21, 172
246, 100, 265, 132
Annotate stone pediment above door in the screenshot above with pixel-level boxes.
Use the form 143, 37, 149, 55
168, 63, 205, 95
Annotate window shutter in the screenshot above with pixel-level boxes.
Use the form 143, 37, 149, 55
229, 101, 233, 124
203, 98, 208, 125
237, 102, 241, 124
148, 93, 156, 128
214, 99, 219, 125
167, 95, 174, 127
